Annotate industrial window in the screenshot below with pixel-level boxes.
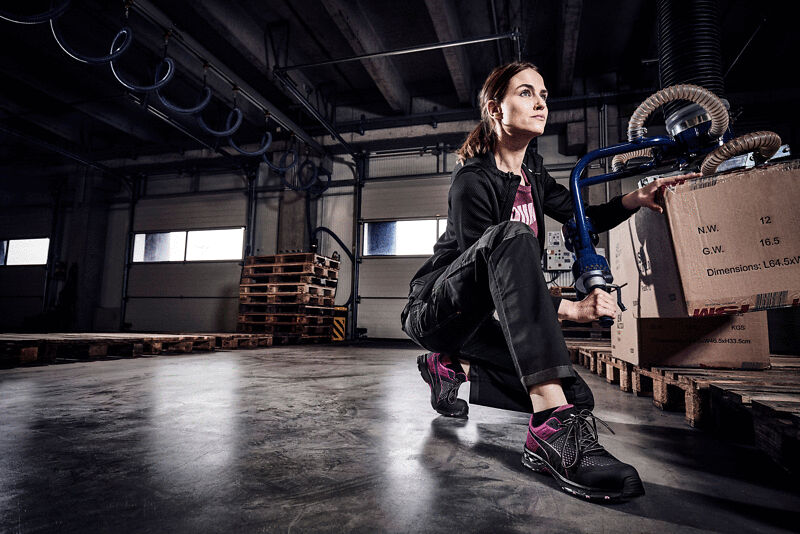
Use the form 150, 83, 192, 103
132, 228, 244, 262
363, 218, 447, 256
0, 238, 50, 266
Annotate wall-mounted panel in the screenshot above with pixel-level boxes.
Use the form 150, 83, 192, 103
127, 263, 241, 298
361, 175, 450, 220
356, 298, 408, 339
145, 175, 192, 196
134, 193, 247, 232
359, 257, 424, 298
125, 297, 238, 332
0, 207, 52, 239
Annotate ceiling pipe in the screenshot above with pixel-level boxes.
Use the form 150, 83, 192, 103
130, 0, 325, 154
275, 30, 520, 73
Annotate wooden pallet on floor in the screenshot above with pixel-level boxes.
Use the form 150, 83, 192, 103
630, 361, 800, 428
242, 262, 338, 280
238, 313, 334, 326
597, 352, 634, 393
750, 398, 800, 474
238, 292, 334, 306
557, 339, 800, 473
240, 273, 339, 286
206, 333, 273, 349
562, 319, 610, 340
0, 333, 220, 365
237, 322, 332, 335
245, 252, 340, 270
238, 302, 336, 315
240, 282, 336, 297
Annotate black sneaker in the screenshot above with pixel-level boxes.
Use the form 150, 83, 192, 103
522, 405, 645, 502
417, 352, 468, 418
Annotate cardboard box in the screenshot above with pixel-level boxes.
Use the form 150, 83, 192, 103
612, 305, 770, 369
608, 181, 771, 369
610, 208, 686, 318
663, 160, 800, 316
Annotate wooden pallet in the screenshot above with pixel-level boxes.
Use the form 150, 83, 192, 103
245, 252, 340, 270
240, 283, 336, 297
242, 262, 339, 280
239, 303, 335, 315
238, 293, 334, 306
751, 398, 800, 474
562, 320, 609, 340
237, 322, 332, 334
0, 333, 274, 368
564, 340, 800, 472
238, 313, 334, 325
241, 275, 338, 288
206, 333, 274, 349
630, 364, 800, 428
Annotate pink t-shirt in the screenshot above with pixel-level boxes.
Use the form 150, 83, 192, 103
510, 170, 537, 236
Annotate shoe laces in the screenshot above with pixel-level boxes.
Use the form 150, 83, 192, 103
558, 410, 615, 470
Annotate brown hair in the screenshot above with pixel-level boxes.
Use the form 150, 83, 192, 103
456, 61, 540, 163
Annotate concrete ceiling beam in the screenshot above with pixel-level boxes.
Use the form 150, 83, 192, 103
424, 0, 473, 104
319, 0, 411, 114
557, 0, 583, 96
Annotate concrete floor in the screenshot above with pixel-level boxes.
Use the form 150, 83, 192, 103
1, 343, 798, 534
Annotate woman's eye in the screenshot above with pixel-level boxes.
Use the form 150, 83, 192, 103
521, 90, 531, 97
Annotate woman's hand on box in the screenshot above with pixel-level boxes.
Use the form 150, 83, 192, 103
622, 172, 702, 213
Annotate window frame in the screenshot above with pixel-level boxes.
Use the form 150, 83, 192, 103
130, 226, 246, 264
0, 237, 50, 266
361, 217, 447, 258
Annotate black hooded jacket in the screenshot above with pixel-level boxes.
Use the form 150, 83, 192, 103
407, 147, 639, 311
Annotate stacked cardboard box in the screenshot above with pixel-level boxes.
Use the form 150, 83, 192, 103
608, 159, 800, 368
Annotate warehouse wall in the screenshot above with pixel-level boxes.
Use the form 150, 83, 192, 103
95, 165, 283, 333
0, 204, 52, 330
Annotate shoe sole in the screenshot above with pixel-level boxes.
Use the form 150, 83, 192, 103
416, 354, 468, 418
522, 447, 645, 502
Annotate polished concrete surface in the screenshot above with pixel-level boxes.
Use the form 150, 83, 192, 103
1, 342, 798, 533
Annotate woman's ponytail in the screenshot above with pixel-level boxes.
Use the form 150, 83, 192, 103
457, 120, 495, 162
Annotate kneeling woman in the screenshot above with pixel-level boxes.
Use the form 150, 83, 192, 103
402, 62, 677, 501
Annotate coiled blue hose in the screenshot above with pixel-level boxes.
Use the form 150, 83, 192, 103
262, 143, 299, 173
196, 106, 242, 137
228, 113, 272, 156
155, 64, 212, 114
0, 0, 70, 24
50, 18, 132, 64
110, 30, 174, 93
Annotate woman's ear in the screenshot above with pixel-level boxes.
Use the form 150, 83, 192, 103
486, 99, 502, 120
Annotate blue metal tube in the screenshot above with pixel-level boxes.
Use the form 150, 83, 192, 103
569, 136, 677, 250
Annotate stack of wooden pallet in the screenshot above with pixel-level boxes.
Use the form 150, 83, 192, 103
238, 252, 339, 344
565, 338, 800, 474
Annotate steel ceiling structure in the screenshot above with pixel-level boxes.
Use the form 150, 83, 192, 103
0, 0, 796, 177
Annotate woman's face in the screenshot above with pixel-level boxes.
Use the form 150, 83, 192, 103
492, 68, 549, 138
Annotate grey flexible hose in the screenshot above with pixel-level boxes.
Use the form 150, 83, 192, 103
611, 148, 654, 172
627, 84, 729, 141
700, 131, 782, 175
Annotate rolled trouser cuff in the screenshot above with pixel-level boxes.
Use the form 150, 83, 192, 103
520, 364, 576, 389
